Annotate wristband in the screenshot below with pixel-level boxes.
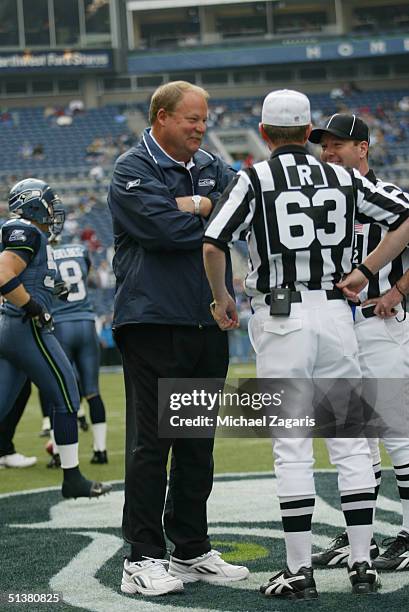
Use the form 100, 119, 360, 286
0, 276, 21, 295
395, 281, 407, 298
357, 263, 375, 281
192, 195, 202, 215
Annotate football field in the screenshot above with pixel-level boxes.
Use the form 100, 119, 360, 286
0, 367, 406, 612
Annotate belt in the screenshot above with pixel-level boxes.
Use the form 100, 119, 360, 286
264, 288, 344, 306
360, 305, 376, 319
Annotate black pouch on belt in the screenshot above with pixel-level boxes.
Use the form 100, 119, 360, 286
269, 288, 292, 316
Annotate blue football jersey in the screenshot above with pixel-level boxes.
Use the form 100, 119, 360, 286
0, 218, 56, 315
51, 243, 95, 322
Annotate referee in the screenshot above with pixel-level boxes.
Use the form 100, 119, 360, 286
203, 89, 409, 600
310, 114, 409, 571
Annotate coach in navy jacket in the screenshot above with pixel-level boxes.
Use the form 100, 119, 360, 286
108, 127, 234, 328
107, 82, 248, 596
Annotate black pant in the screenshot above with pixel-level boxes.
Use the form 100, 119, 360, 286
116, 324, 229, 560
0, 379, 31, 457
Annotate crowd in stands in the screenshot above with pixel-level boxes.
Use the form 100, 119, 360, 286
206, 90, 409, 177
352, 3, 409, 34
85, 133, 136, 166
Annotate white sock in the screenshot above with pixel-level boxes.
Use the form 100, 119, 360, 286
92, 422, 107, 452
50, 429, 58, 455
57, 443, 79, 469
392, 460, 409, 532
401, 499, 409, 533
285, 531, 312, 574
347, 524, 373, 566
372, 461, 381, 520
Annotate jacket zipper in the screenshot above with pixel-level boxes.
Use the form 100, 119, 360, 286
187, 165, 204, 329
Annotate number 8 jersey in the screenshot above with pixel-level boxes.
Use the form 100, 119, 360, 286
204, 144, 409, 296
52, 243, 95, 322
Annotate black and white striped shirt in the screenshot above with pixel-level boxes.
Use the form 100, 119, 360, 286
204, 144, 409, 297
353, 169, 409, 301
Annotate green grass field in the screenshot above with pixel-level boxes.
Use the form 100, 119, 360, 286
0, 364, 391, 494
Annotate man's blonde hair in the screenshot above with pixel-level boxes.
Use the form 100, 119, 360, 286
149, 81, 209, 125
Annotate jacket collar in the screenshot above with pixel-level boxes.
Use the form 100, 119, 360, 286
142, 128, 215, 169
270, 144, 308, 159
364, 168, 377, 185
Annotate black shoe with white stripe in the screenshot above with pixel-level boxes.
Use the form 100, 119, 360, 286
312, 531, 379, 567
373, 531, 409, 571
348, 561, 380, 594
260, 566, 318, 600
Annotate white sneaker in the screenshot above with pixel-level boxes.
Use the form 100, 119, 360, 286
0, 453, 37, 468
169, 549, 250, 583
121, 557, 184, 597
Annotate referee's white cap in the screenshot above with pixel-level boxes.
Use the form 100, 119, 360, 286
261, 89, 311, 127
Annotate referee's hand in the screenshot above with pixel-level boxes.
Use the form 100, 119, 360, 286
336, 268, 368, 301
361, 290, 399, 319
210, 294, 239, 331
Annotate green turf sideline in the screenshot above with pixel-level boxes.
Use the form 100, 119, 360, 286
0, 467, 396, 499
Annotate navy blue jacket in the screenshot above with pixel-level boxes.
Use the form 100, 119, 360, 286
107, 128, 235, 328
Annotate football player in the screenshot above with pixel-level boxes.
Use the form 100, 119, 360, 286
44, 237, 109, 464
0, 178, 111, 498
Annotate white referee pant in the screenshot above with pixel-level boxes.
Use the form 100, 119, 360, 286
248, 290, 375, 497
355, 305, 409, 479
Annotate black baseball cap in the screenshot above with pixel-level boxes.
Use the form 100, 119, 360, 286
309, 113, 370, 144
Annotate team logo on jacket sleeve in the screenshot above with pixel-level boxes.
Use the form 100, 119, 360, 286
9, 229, 27, 242
126, 179, 141, 190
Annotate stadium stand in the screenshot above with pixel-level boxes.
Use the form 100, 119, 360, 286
1, 87, 408, 186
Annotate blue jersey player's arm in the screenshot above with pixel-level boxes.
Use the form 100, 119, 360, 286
0, 223, 40, 308
0, 250, 30, 307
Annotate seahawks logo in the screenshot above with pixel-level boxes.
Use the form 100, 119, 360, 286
18, 189, 41, 202
11, 190, 42, 210
199, 178, 216, 187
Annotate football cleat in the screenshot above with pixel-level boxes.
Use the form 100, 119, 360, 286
121, 558, 184, 597
260, 566, 318, 600
45, 439, 61, 468
312, 531, 379, 567
90, 450, 108, 464
373, 531, 409, 571
47, 454, 61, 469
169, 549, 249, 583
348, 561, 380, 594
78, 415, 89, 432
61, 477, 112, 499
